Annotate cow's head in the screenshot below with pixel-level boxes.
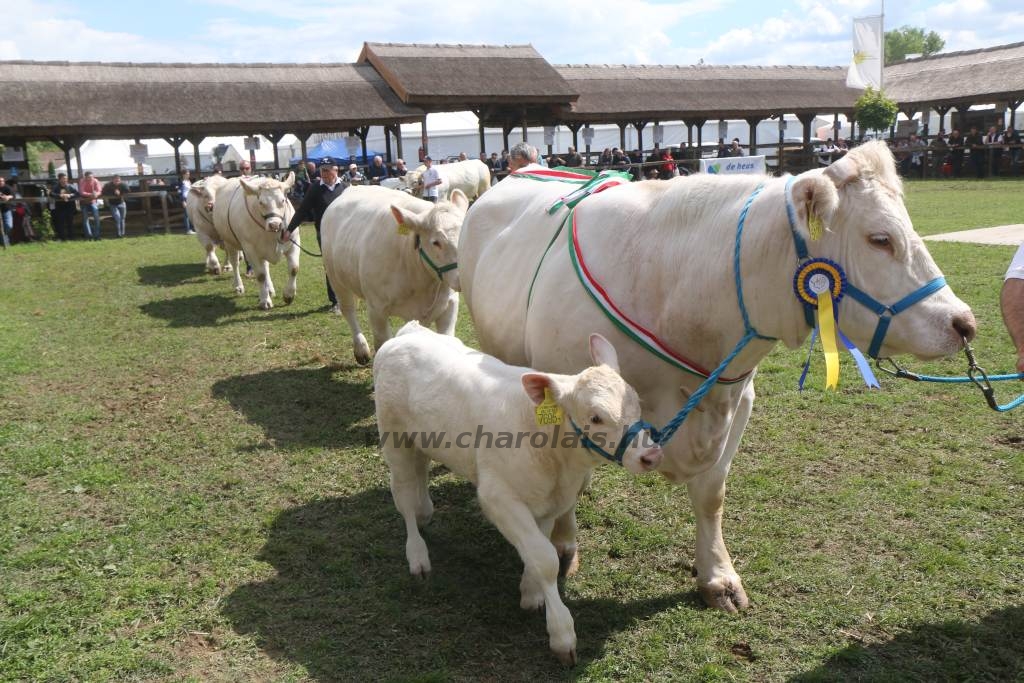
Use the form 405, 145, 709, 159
787, 141, 975, 359
521, 334, 662, 474
390, 189, 469, 291
189, 181, 218, 213
404, 168, 425, 197
241, 172, 295, 232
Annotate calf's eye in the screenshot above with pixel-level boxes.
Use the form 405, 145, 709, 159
589, 415, 603, 425
869, 233, 892, 250
431, 239, 441, 248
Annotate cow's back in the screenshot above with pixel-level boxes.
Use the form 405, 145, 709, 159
321, 185, 428, 300
459, 176, 571, 365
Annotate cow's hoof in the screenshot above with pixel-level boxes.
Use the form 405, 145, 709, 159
234, 286, 244, 295
212, 266, 221, 275
699, 577, 749, 613
553, 645, 577, 667
354, 350, 372, 366
258, 301, 272, 311
224, 264, 234, 272
283, 294, 294, 305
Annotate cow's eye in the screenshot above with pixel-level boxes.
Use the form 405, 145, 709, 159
431, 239, 441, 248
589, 415, 603, 425
869, 233, 892, 251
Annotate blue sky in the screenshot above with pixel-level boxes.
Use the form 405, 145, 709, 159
3, 0, 1022, 66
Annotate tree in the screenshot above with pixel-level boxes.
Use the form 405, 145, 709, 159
854, 87, 899, 137
885, 26, 944, 65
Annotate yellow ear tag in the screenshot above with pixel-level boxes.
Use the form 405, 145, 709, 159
808, 214, 824, 241
534, 388, 564, 426
396, 222, 410, 236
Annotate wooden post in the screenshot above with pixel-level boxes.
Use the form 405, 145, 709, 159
395, 125, 404, 162
384, 126, 393, 163
165, 135, 185, 174
299, 134, 308, 166
618, 122, 627, 151
746, 117, 762, 156
358, 126, 370, 166
420, 118, 429, 158
264, 131, 284, 169
187, 135, 204, 175
633, 120, 647, 155
567, 123, 581, 151
74, 145, 84, 180
161, 189, 170, 235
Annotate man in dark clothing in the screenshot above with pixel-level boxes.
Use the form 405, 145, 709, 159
282, 157, 347, 312
50, 173, 79, 241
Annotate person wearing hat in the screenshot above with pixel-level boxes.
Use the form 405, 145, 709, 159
283, 157, 347, 312
420, 155, 442, 202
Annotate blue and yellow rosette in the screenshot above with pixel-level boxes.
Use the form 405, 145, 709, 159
794, 259, 846, 390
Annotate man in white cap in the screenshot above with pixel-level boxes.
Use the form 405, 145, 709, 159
1003, 243, 1024, 373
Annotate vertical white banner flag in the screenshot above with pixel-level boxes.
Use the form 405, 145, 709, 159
847, 15, 883, 89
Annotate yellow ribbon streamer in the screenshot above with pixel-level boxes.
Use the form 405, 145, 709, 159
817, 292, 840, 390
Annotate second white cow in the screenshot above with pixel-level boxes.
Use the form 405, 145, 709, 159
404, 159, 490, 201
185, 174, 232, 275
321, 185, 469, 365
212, 173, 298, 310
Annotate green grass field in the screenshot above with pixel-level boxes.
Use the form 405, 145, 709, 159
1, 180, 1022, 682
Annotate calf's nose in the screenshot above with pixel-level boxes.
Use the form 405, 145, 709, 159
952, 310, 977, 344
639, 446, 663, 471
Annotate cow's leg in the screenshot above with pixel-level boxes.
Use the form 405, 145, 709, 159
221, 247, 234, 272
337, 288, 371, 365
282, 242, 299, 305
367, 304, 393, 351
228, 248, 244, 294
433, 295, 459, 336
263, 260, 276, 299
383, 444, 433, 577
479, 487, 576, 665
254, 259, 273, 310
550, 471, 589, 578
687, 381, 754, 613
199, 233, 221, 274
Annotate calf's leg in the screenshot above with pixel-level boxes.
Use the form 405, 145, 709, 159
254, 259, 273, 310
228, 248, 244, 294
383, 445, 433, 577
367, 305, 393, 351
433, 295, 459, 336
479, 488, 577, 665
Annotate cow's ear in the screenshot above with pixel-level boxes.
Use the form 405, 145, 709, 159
240, 177, 260, 194
281, 171, 295, 191
448, 188, 469, 213
823, 153, 860, 188
390, 205, 413, 234
589, 333, 620, 372
789, 172, 838, 240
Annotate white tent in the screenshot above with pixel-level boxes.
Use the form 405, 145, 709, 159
56, 139, 152, 177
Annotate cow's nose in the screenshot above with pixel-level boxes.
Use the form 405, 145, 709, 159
953, 310, 977, 344
639, 446, 663, 471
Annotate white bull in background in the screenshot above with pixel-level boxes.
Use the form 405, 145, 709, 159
185, 175, 232, 275
404, 159, 490, 201
458, 141, 976, 612
321, 185, 469, 365
212, 173, 298, 310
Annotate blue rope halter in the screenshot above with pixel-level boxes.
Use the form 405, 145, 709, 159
567, 418, 659, 466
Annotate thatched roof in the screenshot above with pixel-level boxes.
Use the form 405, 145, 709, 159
0, 61, 425, 140
555, 64, 860, 122
884, 42, 1024, 111
358, 42, 577, 110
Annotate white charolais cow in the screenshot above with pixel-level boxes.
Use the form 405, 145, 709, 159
212, 173, 298, 310
458, 141, 976, 612
185, 175, 232, 275
321, 185, 469, 365
404, 159, 490, 201
374, 322, 662, 664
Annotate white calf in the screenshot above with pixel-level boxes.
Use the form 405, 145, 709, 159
404, 159, 491, 201
185, 175, 232, 274
373, 323, 663, 665
322, 185, 468, 365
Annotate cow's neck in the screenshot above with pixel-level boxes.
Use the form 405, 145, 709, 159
582, 176, 812, 379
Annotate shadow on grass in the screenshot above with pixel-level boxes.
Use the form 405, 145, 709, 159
211, 367, 376, 450
222, 483, 690, 681
792, 606, 1024, 682
140, 293, 320, 328
137, 262, 209, 287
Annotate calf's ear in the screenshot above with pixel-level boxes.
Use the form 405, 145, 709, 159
448, 188, 469, 213
522, 373, 554, 405
589, 333, 620, 372
240, 177, 261, 194
789, 172, 839, 240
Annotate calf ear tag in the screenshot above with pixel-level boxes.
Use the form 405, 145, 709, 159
535, 388, 564, 426
396, 222, 410, 236
808, 214, 824, 241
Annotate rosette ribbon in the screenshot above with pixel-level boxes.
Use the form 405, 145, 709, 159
794, 258, 879, 390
